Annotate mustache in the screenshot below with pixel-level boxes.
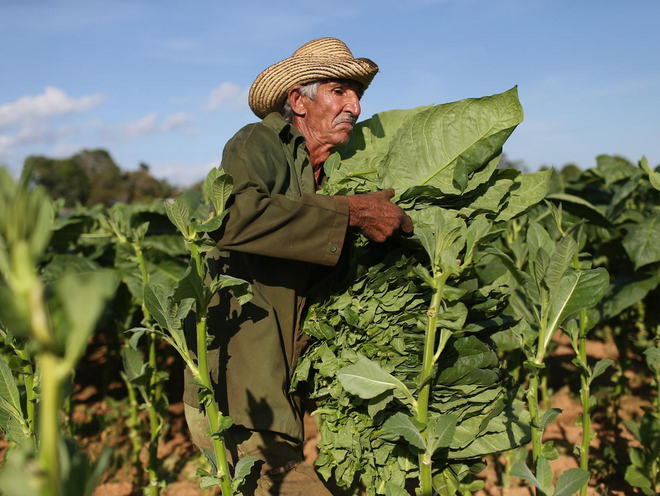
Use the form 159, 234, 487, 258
333, 115, 357, 126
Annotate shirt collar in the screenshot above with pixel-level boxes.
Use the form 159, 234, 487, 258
262, 112, 304, 146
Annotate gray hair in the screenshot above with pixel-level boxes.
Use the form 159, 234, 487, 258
282, 81, 320, 122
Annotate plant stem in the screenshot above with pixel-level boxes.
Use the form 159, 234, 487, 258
578, 310, 591, 496
123, 372, 143, 481
347, 168, 377, 177
417, 270, 450, 496
540, 374, 549, 410
196, 314, 233, 495
136, 243, 160, 496
528, 374, 542, 464
38, 353, 62, 496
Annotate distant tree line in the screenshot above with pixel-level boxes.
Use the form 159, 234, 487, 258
25, 149, 177, 207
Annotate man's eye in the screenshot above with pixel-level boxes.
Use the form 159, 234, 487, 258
333, 88, 343, 95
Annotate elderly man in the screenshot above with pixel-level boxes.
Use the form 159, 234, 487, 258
183, 37, 413, 495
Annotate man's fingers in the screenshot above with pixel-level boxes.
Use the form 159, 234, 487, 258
380, 188, 395, 199
401, 213, 414, 234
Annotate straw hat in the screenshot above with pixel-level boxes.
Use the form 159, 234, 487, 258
248, 37, 379, 119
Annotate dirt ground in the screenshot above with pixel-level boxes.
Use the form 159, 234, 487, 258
0, 330, 649, 495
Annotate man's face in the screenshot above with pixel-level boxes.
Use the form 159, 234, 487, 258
302, 80, 362, 149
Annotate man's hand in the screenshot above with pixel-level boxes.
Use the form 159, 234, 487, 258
345, 189, 414, 242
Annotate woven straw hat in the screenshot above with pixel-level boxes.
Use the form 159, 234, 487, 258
248, 37, 379, 119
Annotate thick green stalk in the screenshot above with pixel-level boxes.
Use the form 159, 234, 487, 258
38, 353, 62, 496
578, 310, 591, 496
527, 373, 547, 496
135, 243, 160, 496
191, 246, 233, 495
196, 315, 233, 495
147, 332, 160, 496
527, 374, 542, 461
146, 400, 159, 496
540, 375, 549, 410
123, 373, 143, 481
501, 449, 513, 494
417, 270, 450, 496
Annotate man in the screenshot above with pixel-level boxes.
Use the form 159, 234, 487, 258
183, 37, 413, 495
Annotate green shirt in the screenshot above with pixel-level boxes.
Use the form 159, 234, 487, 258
183, 113, 349, 441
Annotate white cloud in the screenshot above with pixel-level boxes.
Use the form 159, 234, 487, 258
162, 113, 193, 131
0, 125, 58, 159
0, 87, 105, 130
206, 82, 248, 111
105, 112, 194, 140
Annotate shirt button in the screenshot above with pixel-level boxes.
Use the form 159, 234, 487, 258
329, 244, 338, 253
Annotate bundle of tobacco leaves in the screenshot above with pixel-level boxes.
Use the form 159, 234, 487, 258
293, 88, 549, 494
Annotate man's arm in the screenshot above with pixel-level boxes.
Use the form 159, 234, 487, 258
213, 125, 412, 264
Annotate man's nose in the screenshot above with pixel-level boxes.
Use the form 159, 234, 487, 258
345, 93, 361, 116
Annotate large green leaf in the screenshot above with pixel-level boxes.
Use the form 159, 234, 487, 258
0, 443, 41, 496
164, 197, 190, 236
426, 415, 457, 457
545, 193, 612, 228
545, 268, 609, 351
0, 408, 29, 446
41, 255, 100, 283
381, 413, 425, 450
408, 207, 466, 269
0, 357, 22, 421
211, 174, 234, 215
338, 106, 433, 174
544, 234, 578, 296
52, 270, 119, 367
378, 87, 523, 195
173, 261, 207, 309
337, 355, 406, 400
385, 483, 410, 496
210, 274, 253, 306
536, 457, 553, 493
231, 455, 259, 493
144, 283, 194, 351
459, 169, 517, 217
495, 170, 552, 222
639, 155, 660, 191
509, 461, 542, 491
625, 466, 653, 489
554, 468, 591, 496
622, 212, 660, 270
596, 154, 642, 186
599, 274, 660, 321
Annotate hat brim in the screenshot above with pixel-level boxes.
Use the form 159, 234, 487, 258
249, 56, 378, 119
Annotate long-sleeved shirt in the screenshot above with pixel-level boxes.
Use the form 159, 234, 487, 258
183, 112, 349, 441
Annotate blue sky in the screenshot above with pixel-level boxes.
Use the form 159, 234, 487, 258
2, 0, 659, 186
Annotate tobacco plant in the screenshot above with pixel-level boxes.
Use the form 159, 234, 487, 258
103, 207, 173, 494
0, 166, 116, 496
620, 336, 660, 495
135, 168, 256, 495
295, 88, 557, 495
486, 206, 609, 495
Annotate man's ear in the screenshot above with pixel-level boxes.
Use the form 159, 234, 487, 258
287, 85, 306, 116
